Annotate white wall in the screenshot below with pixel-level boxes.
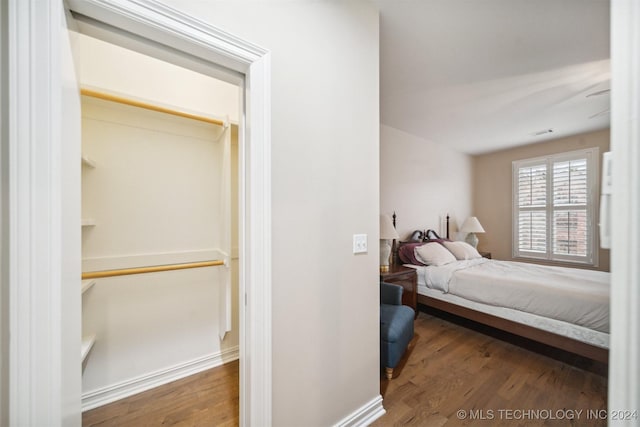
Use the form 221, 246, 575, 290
80, 98, 227, 258
380, 125, 472, 240
77, 33, 239, 124
159, 2, 381, 426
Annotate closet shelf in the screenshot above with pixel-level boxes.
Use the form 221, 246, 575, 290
81, 155, 96, 168
81, 279, 96, 294
81, 335, 96, 363
81, 219, 96, 227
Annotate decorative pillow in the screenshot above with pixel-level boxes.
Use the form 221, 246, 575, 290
442, 241, 482, 260
398, 243, 427, 266
414, 242, 457, 266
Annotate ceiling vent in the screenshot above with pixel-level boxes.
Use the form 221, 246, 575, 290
532, 128, 554, 136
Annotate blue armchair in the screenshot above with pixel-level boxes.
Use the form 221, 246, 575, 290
380, 282, 415, 380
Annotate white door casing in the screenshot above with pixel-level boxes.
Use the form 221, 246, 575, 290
609, 0, 640, 422
7, 0, 272, 425
7, 1, 82, 425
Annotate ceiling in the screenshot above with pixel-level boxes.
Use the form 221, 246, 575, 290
375, 0, 610, 155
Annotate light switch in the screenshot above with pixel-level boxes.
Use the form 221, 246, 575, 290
353, 234, 367, 254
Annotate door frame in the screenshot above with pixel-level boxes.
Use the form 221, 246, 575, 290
5, 0, 272, 425
609, 0, 640, 419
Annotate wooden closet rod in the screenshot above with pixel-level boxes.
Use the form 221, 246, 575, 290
80, 88, 226, 127
82, 260, 225, 280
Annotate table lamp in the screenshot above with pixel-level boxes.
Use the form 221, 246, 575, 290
460, 216, 485, 248
380, 214, 399, 272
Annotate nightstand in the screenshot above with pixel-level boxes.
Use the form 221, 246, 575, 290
380, 265, 418, 319
480, 251, 492, 259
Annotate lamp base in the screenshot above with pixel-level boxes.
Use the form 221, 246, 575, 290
465, 232, 479, 248
380, 240, 391, 273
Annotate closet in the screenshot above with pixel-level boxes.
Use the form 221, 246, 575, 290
75, 33, 240, 411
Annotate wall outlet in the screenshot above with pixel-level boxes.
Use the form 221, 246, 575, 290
353, 234, 368, 254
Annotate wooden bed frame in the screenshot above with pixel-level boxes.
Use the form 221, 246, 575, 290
391, 213, 609, 363
418, 294, 608, 363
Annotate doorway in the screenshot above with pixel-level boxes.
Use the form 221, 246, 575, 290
73, 31, 241, 415
64, 4, 272, 424
4, 0, 271, 425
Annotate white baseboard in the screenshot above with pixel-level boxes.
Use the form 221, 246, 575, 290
333, 395, 386, 427
81, 346, 239, 411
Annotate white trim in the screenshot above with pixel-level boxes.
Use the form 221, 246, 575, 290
609, 0, 640, 422
332, 395, 385, 427
240, 50, 272, 427
9, 0, 272, 425
0, 0, 8, 418
66, 0, 265, 71
7, 0, 67, 424
81, 346, 239, 411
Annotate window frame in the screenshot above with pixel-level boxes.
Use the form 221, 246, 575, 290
512, 147, 599, 266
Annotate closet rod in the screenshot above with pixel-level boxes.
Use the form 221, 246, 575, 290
82, 260, 224, 280
80, 88, 226, 127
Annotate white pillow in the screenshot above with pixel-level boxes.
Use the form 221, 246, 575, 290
442, 241, 482, 260
414, 242, 457, 266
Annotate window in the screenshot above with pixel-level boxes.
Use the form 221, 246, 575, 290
512, 148, 598, 265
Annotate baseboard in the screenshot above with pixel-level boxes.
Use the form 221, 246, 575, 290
333, 395, 385, 427
81, 346, 239, 411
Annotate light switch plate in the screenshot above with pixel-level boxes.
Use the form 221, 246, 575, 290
353, 234, 367, 254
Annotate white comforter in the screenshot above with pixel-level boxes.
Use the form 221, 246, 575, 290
418, 259, 610, 333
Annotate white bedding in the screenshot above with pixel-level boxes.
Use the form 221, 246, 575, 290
409, 258, 610, 333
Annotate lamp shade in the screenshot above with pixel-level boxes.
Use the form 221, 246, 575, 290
460, 216, 485, 233
380, 214, 399, 240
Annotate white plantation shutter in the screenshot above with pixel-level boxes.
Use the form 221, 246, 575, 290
517, 164, 547, 253
552, 158, 588, 257
519, 211, 546, 252
513, 148, 598, 265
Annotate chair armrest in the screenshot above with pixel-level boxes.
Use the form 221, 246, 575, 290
381, 282, 403, 305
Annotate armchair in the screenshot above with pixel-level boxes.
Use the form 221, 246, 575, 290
380, 282, 415, 380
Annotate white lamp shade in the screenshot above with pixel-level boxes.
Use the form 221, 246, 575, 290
380, 214, 399, 240
460, 216, 485, 233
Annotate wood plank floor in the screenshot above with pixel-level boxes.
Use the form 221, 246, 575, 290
83, 310, 607, 426
372, 311, 607, 427
82, 360, 239, 427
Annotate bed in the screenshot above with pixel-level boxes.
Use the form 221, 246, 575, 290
392, 218, 610, 363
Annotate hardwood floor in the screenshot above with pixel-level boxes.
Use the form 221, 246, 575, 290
82, 311, 607, 427
82, 360, 239, 427
373, 311, 607, 426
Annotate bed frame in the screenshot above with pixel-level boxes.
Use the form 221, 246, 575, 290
418, 294, 608, 363
391, 213, 609, 363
